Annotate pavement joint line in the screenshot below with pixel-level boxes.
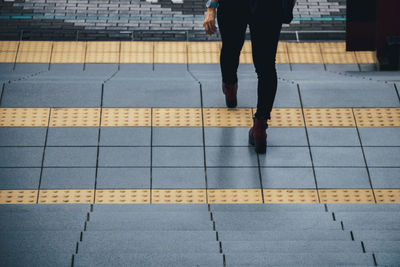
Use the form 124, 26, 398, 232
0, 83, 5, 106
394, 83, 400, 104
297, 83, 321, 203
351, 108, 377, 203
35, 108, 51, 204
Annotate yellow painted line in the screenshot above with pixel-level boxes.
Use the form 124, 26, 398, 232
0, 41, 377, 64
2, 189, 400, 204
0, 108, 399, 127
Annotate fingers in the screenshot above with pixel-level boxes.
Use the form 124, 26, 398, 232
204, 20, 217, 35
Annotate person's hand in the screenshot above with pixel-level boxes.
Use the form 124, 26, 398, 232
203, 8, 217, 35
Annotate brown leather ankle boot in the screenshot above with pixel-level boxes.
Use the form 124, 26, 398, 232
248, 115, 268, 154
222, 81, 238, 108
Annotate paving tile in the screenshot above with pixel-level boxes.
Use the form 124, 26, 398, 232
267, 127, 308, 146
217, 229, 349, 241
98, 147, 150, 167
299, 81, 399, 107
96, 167, 150, 189
276, 64, 291, 71
364, 147, 400, 167
153, 63, 188, 72
44, 147, 97, 167
49, 63, 84, 73
206, 147, 258, 167
325, 64, 360, 71
152, 167, 205, 189
0, 168, 41, 189
260, 167, 315, 189
103, 80, 201, 107
40, 167, 96, 189
93, 204, 209, 212
0, 216, 85, 230
207, 167, 260, 189
14, 63, 48, 73
327, 203, 400, 212
369, 167, 400, 188
224, 252, 374, 266
152, 147, 203, 167
1, 81, 102, 107
153, 127, 203, 146
353, 230, 400, 241
315, 167, 371, 188
258, 147, 312, 167
84, 63, 118, 77
0, 127, 46, 146
222, 240, 362, 253
210, 204, 325, 212
74, 253, 223, 267
0, 147, 43, 167
290, 64, 325, 71
363, 241, 400, 253
359, 127, 400, 146
1, 251, 74, 267
311, 147, 365, 167
47, 127, 99, 146
307, 127, 360, 146
100, 127, 151, 146
374, 253, 400, 266
118, 63, 153, 75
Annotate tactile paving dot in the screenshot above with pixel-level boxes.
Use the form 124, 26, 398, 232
18, 41, 52, 52
50, 108, 100, 127
120, 41, 153, 53
95, 189, 150, 204
38, 190, 94, 204
0, 41, 19, 52
263, 189, 319, 203
319, 42, 346, 53
287, 42, 322, 53
375, 189, 400, 203
120, 53, 153, 63
152, 189, 206, 203
101, 108, 151, 127
153, 53, 187, 64
204, 108, 253, 127
208, 189, 262, 203
16, 52, 51, 63
0, 190, 37, 204
0, 108, 49, 127
154, 42, 187, 53
354, 108, 400, 127
319, 189, 375, 203
85, 52, 119, 63
188, 42, 220, 53
86, 41, 120, 53
239, 53, 253, 64
266, 108, 305, 127
0, 51, 17, 62
322, 53, 357, 64
304, 108, 355, 127
188, 53, 220, 64
354, 51, 377, 64
153, 108, 202, 127
289, 53, 323, 64
276, 53, 290, 64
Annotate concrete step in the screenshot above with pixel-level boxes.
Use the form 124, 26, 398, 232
374, 253, 400, 266
224, 252, 375, 266
0, 217, 84, 230
1, 251, 73, 267
212, 212, 333, 221
89, 211, 211, 222
217, 230, 351, 241
215, 218, 340, 231
73, 252, 224, 267
363, 241, 400, 253
87, 219, 213, 231
222, 241, 363, 253
327, 204, 400, 212
353, 230, 400, 241
82, 230, 217, 242
78, 240, 220, 253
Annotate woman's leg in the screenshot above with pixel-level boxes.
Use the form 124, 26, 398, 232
217, 0, 249, 84
248, 0, 283, 122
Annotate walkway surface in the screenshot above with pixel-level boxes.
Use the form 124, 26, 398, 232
0, 40, 400, 266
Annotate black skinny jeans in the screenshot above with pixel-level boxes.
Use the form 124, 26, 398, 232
217, 0, 283, 121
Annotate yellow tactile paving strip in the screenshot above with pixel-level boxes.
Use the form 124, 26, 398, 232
0, 107, 399, 127
0, 41, 377, 64
1, 189, 400, 204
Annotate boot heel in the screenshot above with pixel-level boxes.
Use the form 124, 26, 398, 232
254, 140, 266, 154
226, 98, 237, 108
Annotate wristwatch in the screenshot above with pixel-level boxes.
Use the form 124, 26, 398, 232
206, 0, 219, 9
